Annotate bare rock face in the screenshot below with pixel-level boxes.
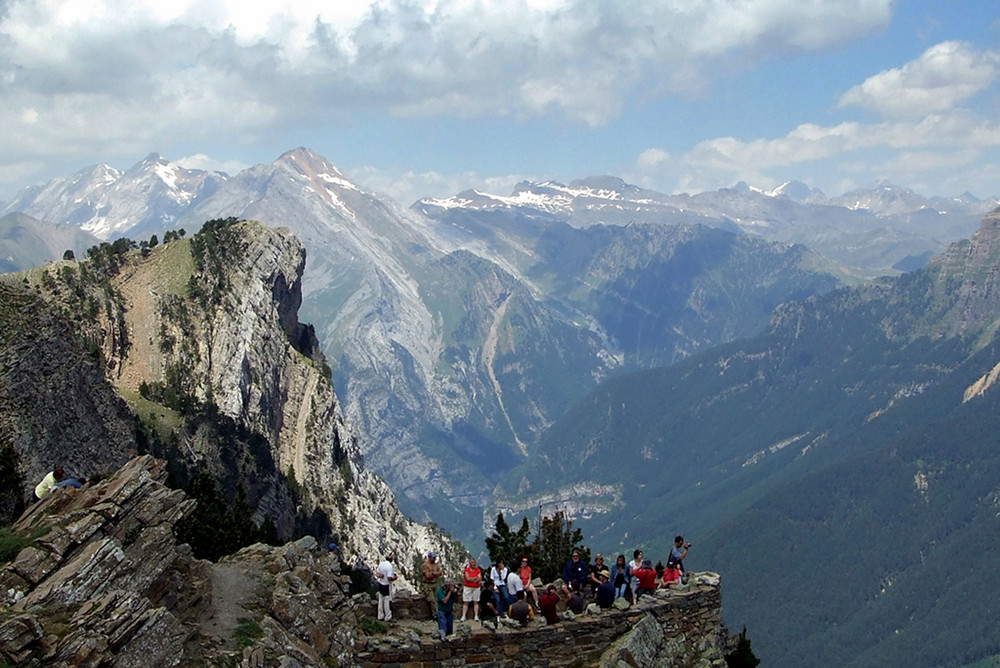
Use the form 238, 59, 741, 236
0, 455, 377, 667
0, 456, 202, 666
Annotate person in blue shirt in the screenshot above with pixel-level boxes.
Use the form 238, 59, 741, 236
563, 549, 588, 592
669, 536, 691, 582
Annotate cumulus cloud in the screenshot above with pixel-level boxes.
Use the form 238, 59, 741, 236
838, 41, 1000, 118
0, 0, 894, 135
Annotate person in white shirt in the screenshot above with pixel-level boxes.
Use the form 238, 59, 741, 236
505, 568, 524, 612
490, 558, 510, 616
375, 555, 398, 621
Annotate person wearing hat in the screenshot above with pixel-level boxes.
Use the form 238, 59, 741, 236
594, 570, 615, 609
421, 551, 444, 619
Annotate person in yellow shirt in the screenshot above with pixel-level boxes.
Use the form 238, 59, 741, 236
34, 466, 84, 499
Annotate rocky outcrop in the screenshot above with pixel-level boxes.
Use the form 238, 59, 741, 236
0, 455, 372, 667
1, 457, 733, 668
4, 220, 463, 580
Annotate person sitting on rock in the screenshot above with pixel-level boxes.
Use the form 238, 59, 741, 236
594, 571, 616, 609
567, 588, 585, 615
479, 579, 500, 629
634, 559, 658, 600
563, 549, 588, 592
517, 556, 540, 610
509, 590, 531, 627
538, 584, 561, 624
588, 553, 608, 592
34, 466, 84, 500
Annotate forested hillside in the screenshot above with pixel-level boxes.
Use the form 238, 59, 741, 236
496, 210, 1000, 666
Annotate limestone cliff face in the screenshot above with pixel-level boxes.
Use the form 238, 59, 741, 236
114, 220, 460, 568
5, 220, 462, 576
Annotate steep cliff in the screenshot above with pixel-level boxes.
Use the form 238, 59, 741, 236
2, 219, 462, 573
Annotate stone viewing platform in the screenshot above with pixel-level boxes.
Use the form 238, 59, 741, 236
355, 573, 730, 668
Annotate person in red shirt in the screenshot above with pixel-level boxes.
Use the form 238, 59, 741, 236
634, 559, 658, 600
538, 584, 561, 624
461, 557, 483, 622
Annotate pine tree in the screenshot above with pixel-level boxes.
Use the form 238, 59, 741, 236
725, 627, 761, 668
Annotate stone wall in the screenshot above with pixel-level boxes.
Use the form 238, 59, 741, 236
357, 574, 729, 668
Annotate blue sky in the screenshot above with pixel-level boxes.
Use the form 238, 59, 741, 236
1, 0, 999, 205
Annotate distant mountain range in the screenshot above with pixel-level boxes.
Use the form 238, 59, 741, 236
1, 150, 996, 538
0, 212, 99, 272
498, 211, 1000, 667
0, 149, 856, 531
4, 149, 1000, 666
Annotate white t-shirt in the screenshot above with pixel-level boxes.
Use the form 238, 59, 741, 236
376, 560, 395, 586
506, 570, 524, 594
491, 566, 509, 588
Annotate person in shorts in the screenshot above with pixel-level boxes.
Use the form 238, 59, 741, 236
461, 557, 483, 622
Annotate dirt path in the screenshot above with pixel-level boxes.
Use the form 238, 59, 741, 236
200, 562, 256, 639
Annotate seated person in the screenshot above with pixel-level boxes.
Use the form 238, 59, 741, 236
480, 580, 500, 628
516, 556, 539, 609
34, 466, 84, 499
634, 559, 658, 600
563, 550, 588, 592
567, 588, 585, 615
588, 554, 608, 591
594, 571, 615, 609
509, 590, 531, 627
538, 585, 561, 624
660, 562, 681, 588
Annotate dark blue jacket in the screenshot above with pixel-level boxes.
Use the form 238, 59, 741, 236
563, 557, 588, 588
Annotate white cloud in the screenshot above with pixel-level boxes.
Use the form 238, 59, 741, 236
0, 0, 895, 136
631, 109, 1000, 196
838, 41, 1000, 118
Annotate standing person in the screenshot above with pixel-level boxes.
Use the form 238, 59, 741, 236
375, 555, 398, 621
517, 556, 540, 610
563, 550, 588, 592
421, 552, 444, 619
669, 536, 691, 581
436, 579, 458, 640
461, 557, 483, 622
610, 554, 631, 600
628, 549, 644, 601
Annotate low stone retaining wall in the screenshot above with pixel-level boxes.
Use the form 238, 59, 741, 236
356, 573, 729, 668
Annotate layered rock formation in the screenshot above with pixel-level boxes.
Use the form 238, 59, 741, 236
0, 455, 732, 667
0, 455, 370, 666
2, 219, 461, 575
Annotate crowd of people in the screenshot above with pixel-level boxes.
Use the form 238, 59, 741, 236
379, 536, 693, 641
